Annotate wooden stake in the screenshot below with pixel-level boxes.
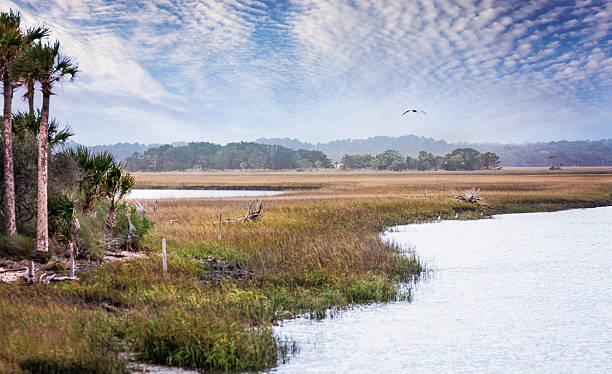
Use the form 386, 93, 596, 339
69, 242, 75, 278
27, 261, 34, 281
162, 238, 167, 274
217, 213, 222, 241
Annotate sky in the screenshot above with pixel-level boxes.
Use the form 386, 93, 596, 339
1, 0, 610, 146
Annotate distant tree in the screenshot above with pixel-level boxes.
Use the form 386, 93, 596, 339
389, 160, 407, 171
547, 155, 560, 169
294, 149, 331, 169
442, 148, 481, 171
417, 151, 436, 171
341, 154, 373, 169
478, 152, 501, 169
375, 150, 403, 170
441, 154, 463, 171
405, 156, 418, 170
295, 158, 312, 170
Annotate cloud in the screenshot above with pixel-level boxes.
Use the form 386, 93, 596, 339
0, 0, 609, 145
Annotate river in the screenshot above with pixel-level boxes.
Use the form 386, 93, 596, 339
270, 207, 612, 373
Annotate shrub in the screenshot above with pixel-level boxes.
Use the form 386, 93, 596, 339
73, 212, 106, 260
112, 202, 154, 251
48, 194, 78, 250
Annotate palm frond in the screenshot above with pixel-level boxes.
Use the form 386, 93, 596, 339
49, 125, 74, 147
23, 25, 48, 43
0, 9, 21, 30
12, 40, 78, 90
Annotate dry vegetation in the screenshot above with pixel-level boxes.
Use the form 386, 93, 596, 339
1, 169, 611, 373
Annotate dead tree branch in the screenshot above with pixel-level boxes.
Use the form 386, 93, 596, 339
451, 187, 489, 207
209, 200, 264, 224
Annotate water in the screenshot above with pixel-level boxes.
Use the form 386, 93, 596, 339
124, 189, 284, 200
271, 207, 612, 373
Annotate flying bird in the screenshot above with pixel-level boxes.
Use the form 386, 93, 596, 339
402, 109, 427, 115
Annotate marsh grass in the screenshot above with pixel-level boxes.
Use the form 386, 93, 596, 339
0, 288, 128, 374
1, 170, 610, 372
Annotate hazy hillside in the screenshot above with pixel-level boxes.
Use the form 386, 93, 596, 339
71, 141, 189, 161
256, 135, 453, 161
256, 136, 612, 167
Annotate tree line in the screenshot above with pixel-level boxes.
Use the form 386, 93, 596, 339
341, 148, 501, 171
124, 141, 333, 171
1, 9, 148, 258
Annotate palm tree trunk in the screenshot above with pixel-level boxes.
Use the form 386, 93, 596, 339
2, 72, 17, 235
26, 79, 34, 117
36, 87, 50, 252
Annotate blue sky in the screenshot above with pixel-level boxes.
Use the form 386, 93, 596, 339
1, 0, 610, 145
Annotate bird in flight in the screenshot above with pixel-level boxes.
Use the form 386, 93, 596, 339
402, 109, 427, 115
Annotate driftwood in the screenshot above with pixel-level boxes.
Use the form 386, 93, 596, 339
23, 262, 78, 283
452, 187, 489, 207
210, 200, 263, 224
104, 250, 130, 258
231, 199, 263, 222
0, 267, 26, 274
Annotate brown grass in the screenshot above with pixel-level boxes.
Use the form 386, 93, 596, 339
134, 168, 612, 209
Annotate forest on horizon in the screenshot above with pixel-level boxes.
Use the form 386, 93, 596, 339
84, 135, 611, 168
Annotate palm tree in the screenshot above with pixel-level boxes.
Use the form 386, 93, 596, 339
13, 41, 77, 252
0, 10, 47, 235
